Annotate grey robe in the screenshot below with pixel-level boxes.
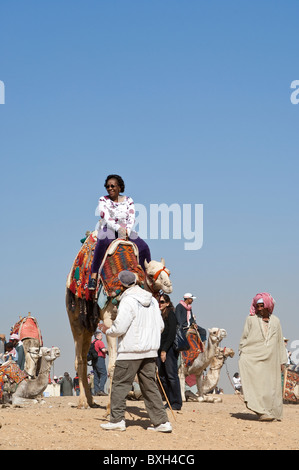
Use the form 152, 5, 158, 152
239, 314, 287, 419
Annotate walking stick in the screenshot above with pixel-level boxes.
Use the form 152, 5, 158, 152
156, 369, 176, 422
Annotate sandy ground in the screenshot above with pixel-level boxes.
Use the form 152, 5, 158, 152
0, 394, 298, 451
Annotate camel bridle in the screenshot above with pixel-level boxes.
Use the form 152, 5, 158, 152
145, 266, 170, 295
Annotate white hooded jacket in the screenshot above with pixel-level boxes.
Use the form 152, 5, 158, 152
106, 285, 164, 360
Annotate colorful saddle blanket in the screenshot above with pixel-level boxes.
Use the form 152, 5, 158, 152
97, 239, 145, 299
283, 368, 299, 403
182, 329, 204, 367
68, 231, 97, 301
0, 362, 27, 400
11, 316, 43, 345
68, 235, 145, 306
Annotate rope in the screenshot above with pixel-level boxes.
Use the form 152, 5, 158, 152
224, 361, 244, 404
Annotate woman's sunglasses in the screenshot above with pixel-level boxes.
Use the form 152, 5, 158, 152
159, 300, 166, 304
106, 184, 117, 189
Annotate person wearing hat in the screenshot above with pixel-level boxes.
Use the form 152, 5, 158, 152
239, 293, 287, 421
175, 293, 206, 342
99, 270, 172, 433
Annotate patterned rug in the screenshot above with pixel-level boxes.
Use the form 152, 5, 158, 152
97, 240, 145, 299
68, 235, 145, 307
0, 362, 27, 400
68, 232, 97, 301
283, 368, 299, 403
182, 328, 204, 367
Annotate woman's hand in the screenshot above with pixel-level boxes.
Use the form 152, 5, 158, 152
161, 351, 167, 363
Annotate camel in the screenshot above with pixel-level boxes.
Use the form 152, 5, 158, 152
202, 346, 235, 395
66, 237, 172, 410
178, 327, 227, 402
11, 313, 43, 378
12, 346, 60, 407
192, 346, 235, 403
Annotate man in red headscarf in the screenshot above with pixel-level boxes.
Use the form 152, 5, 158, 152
239, 293, 287, 421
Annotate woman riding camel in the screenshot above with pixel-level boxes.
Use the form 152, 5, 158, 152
88, 174, 151, 290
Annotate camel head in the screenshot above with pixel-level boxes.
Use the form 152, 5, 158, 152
223, 347, 235, 359
208, 328, 227, 345
39, 346, 61, 362
215, 346, 235, 360
144, 258, 172, 294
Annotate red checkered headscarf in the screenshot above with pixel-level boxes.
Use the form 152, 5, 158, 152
249, 292, 275, 316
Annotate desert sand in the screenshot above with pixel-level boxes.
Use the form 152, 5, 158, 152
0, 394, 298, 451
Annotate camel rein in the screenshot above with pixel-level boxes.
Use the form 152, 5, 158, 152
224, 361, 244, 403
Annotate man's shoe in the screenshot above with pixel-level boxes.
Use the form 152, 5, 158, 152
259, 414, 275, 421
101, 420, 126, 431
97, 390, 108, 396
147, 421, 172, 433
88, 278, 97, 290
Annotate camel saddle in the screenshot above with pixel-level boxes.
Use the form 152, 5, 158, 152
283, 368, 299, 403
182, 327, 205, 367
95, 239, 145, 304
68, 231, 98, 301
11, 315, 43, 345
68, 234, 145, 306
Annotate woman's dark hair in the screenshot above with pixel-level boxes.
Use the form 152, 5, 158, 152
104, 174, 125, 193
159, 294, 174, 319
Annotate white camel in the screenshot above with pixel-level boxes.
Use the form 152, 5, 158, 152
202, 346, 235, 395
196, 346, 235, 403
66, 239, 172, 410
12, 346, 60, 407
178, 327, 227, 402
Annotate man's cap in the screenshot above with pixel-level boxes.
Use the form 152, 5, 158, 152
118, 270, 137, 287
183, 293, 196, 300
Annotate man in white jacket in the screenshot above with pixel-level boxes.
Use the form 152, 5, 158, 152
100, 270, 172, 433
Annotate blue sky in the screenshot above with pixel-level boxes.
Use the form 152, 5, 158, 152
1, 1, 298, 390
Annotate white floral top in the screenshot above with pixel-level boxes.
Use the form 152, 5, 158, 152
95, 196, 135, 236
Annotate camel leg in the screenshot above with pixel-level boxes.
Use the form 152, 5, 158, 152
74, 330, 94, 409
196, 374, 204, 400
66, 300, 94, 409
